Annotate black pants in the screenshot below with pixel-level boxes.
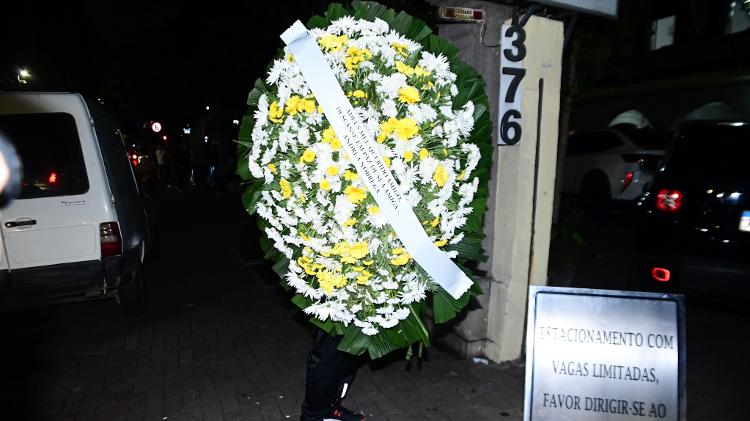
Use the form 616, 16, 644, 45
300, 328, 362, 421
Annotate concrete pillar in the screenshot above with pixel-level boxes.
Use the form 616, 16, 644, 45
428, 2, 563, 363
486, 15, 563, 362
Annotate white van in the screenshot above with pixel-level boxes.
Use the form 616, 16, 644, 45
0, 92, 151, 315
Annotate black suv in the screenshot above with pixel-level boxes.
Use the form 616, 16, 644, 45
634, 121, 750, 301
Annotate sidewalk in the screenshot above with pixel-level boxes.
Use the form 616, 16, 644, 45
204, 264, 527, 421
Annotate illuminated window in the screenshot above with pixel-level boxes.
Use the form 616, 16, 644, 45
650, 16, 675, 50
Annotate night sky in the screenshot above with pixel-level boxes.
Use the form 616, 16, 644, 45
1, 0, 423, 143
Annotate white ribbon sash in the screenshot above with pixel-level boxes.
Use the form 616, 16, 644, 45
281, 21, 472, 299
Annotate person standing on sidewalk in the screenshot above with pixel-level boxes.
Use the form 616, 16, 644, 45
300, 328, 365, 421
155, 144, 168, 189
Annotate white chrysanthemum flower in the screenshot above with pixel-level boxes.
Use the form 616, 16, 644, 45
329, 16, 358, 36
380, 99, 398, 117
333, 195, 356, 225
406, 103, 438, 124
254, 94, 270, 123
417, 52, 454, 85
362, 326, 379, 336
376, 72, 408, 99
418, 157, 439, 184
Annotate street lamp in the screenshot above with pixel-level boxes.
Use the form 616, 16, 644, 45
17, 68, 31, 84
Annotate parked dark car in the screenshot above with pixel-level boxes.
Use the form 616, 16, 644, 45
633, 121, 750, 301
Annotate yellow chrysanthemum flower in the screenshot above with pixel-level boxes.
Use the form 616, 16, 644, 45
318, 34, 348, 52
344, 186, 367, 204
285, 96, 301, 115
326, 165, 339, 177
435, 239, 448, 247
403, 150, 414, 162
367, 205, 380, 215
279, 178, 292, 199
433, 164, 448, 187
356, 270, 372, 285
391, 42, 409, 57
320, 179, 331, 191
344, 218, 357, 227
317, 271, 346, 293
390, 252, 411, 266
330, 242, 349, 256
414, 66, 431, 77
419, 148, 429, 160
349, 242, 369, 259
268, 101, 284, 123
322, 127, 342, 151
398, 86, 420, 104
395, 61, 414, 76
285, 96, 316, 115
395, 118, 418, 140
344, 46, 372, 71
377, 117, 399, 143
267, 163, 277, 173
344, 170, 358, 181
300, 148, 316, 163
301, 98, 316, 113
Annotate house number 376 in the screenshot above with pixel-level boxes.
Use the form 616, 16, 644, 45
498, 23, 526, 145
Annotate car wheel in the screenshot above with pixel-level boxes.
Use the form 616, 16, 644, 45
120, 263, 146, 316
581, 172, 611, 219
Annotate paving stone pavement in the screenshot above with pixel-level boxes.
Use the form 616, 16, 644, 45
0, 191, 526, 421
4, 191, 745, 420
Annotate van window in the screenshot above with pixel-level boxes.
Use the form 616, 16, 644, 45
0, 113, 89, 198
89, 108, 139, 199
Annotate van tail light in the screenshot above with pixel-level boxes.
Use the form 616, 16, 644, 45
656, 189, 683, 213
651, 267, 671, 283
100, 222, 122, 257
621, 171, 634, 193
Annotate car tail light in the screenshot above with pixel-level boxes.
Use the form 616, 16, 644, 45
48, 172, 58, 184
621, 171, 634, 193
651, 267, 671, 283
656, 189, 683, 213
100, 222, 122, 257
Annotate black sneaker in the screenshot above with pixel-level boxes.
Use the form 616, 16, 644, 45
323, 404, 366, 421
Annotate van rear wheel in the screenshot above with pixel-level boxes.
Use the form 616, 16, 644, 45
120, 263, 146, 316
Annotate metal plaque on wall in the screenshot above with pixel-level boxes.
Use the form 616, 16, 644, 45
524, 286, 686, 420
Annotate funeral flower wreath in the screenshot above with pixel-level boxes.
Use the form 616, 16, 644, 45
238, 1, 491, 358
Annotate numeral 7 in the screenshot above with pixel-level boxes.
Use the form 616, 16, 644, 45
502, 67, 526, 103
